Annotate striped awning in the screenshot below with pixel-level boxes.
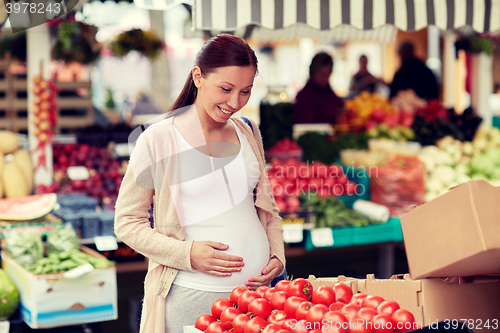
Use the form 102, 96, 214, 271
133, 0, 192, 11
192, 0, 500, 33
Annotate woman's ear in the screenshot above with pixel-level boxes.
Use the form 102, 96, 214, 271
192, 66, 202, 88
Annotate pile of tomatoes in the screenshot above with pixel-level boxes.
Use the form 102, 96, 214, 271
194, 278, 416, 333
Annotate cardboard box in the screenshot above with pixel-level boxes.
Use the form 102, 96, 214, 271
400, 180, 500, 279
307, 275, 360, 292
1, 246, 118, 329
356, 274, 500, 332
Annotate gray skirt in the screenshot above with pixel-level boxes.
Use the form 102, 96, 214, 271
165, 284, 232, 333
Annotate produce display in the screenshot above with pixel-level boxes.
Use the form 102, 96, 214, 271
390, 89, 427, 113
267, 159, 359, 213
0, 131, 34, 198
342, 92, 394, 128
4, 227, 114, 275
301, 195, 377, 228
266, 138, 303, 162
37, 143, 127, 207
370, 155, 425, 217
193, 278, 416, 333
31, 75, 59, 170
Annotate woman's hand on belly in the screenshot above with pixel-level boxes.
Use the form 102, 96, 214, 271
191, 241, 245, 276
245, 257, 284, 290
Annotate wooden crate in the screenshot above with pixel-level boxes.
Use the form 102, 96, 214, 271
0, 60, 94, 134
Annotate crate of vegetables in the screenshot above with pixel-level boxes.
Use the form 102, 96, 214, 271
1, 226, 117, 328
265, 137, 303, 163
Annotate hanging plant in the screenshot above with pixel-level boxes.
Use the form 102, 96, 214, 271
455, 32, 500, 57
52, 20, 101, 65
110, 29, 164, 60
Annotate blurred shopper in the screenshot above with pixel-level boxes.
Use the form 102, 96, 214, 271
114, 34, 285, 333
349, 55, 382, 95
294, 52, 344, 124
390, 41, 439, 100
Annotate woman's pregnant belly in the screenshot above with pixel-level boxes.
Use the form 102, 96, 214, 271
173, 195, 270, 292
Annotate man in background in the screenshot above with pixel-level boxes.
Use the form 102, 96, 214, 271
390, 42, 439, 100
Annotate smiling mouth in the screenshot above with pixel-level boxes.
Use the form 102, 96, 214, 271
218, 106, 236, 115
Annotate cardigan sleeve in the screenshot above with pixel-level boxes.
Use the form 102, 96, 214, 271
114, 131, 195, 272
248, 118, 286, 273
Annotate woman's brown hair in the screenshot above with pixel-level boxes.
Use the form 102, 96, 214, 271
167, 34, 258, 114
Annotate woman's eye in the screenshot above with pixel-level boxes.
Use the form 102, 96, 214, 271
221, 87, 231, 92
242, 90, 251, 94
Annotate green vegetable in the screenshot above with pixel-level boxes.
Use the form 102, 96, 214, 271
27, 249, 114, 275
4, 232, 43, 270
47, 223, 79, 255
301, 194, 376, 228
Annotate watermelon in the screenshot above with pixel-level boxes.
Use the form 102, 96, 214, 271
0, 268, 19, 320
0, 193, 57, 221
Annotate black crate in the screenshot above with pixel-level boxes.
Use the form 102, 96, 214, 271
80, 210, 100, 239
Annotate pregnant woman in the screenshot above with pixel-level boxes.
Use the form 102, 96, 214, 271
114, 34, 285, 333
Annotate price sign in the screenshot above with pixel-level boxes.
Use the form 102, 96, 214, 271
114, 143, 131, 157
67, 166, 89, 180
63, 263, 95, 279
282, 223, 303, 243
95, 236, 119, 252
0, 321, 9, 333
310, 228, 334, 247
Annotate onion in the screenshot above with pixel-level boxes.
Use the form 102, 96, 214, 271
38, 111, 49, 121
39, 121, 50, 131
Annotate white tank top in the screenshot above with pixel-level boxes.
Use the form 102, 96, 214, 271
172, 120, 270, 292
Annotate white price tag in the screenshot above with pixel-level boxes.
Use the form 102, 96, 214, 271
0, 321, 9, 333
95, 236, 119, 251
282, 223, 303, 243
114, 143, 130, 157
67, 166, 90, 180
63, 263, 95, 279
310, 228, 334, 247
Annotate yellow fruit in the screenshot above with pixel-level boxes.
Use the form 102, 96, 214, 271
0, 131, 19, 154
12, 149, 33, 195
1, 162, 29, 198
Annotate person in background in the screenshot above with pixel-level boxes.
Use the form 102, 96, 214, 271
114, 34, 285, 333
349, 55, 382, 95
294, 52, 344, 124
389, 41, 439, 100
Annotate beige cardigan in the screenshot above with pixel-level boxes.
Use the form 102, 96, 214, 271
114, 116, 285, 333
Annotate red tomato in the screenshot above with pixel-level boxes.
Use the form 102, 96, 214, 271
310, 330, 322, 333
238, 290, 262, 313
276, 330, 292, 333
270, 291, 288, 311
262, 323, 283, 333
337, 175, 348, 186
248, 298, 272, 319
281, 318, 295, 330
275, 280, 291, 293
287, 278, 313, 300
233, 314, 251, 333
284, 296, 306, 319
356, 307, 378, 321
376, 301, 400, 316
321, 311, 348, 333
290, 319, 309, 333
350, 293, 368, 306
333, 283, 353, 304
212, 298, 235, 320
194, 314, 216, 331
328, 302, 345, 312
341, 303, 361, 320
256, 286, 270, 297
361, 295, 385, 310
220, 307, 243, 330
264, 287, 275, 302
231, 286, 248, 304
206, 321, 225, 333
391, 309, 415, 332
311, 286, 336, 306
295, 301, 313, 320
268, 310, 288, 327
348, 319, 373, 333
371, 314, 394, 333
306, 304, 329, 324
245, 317, 268, 333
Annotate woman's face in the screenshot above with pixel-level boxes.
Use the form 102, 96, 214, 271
194, 65, 256, 122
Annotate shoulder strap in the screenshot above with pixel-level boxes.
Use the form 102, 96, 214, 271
241, 116, 254, 134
